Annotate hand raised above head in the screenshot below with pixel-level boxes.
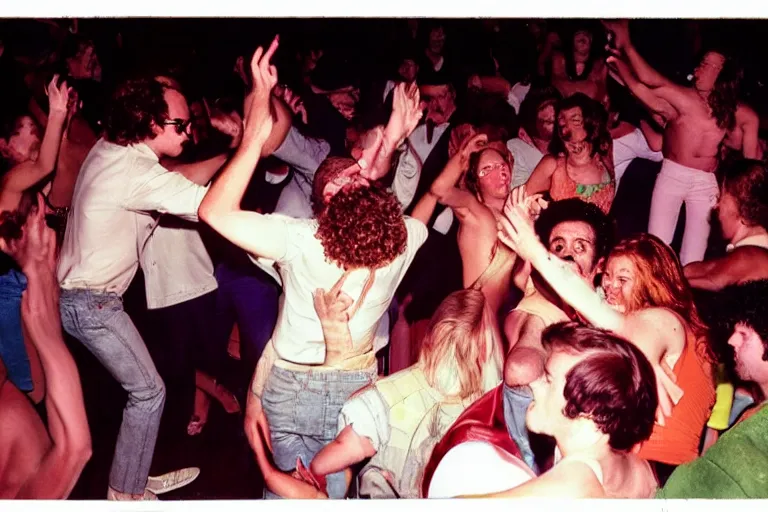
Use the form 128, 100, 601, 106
243, 36, 280, 145
0, 193, 56, 273
386, 82, 423, 145
601, 19, 630, 49
46, 74, 71, 116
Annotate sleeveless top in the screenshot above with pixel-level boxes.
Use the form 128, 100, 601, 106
470, 241, 516, 315
515, 280, 570, 327
550, 155, 615, 214
637, 321, 715, 466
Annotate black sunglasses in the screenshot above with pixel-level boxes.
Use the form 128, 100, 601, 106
162, 118, 192, 135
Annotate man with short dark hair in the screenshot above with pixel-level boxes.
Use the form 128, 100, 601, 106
657, 279, 768, 498
57, 77, 212, 500
427, 323, 658, 498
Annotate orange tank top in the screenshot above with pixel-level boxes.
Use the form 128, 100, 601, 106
550, 155, 615, 214
637, 327, 715, 466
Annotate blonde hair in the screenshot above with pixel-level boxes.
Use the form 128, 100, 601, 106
419, 289, 499, 400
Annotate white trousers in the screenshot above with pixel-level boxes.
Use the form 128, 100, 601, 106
648, 159, 719, 266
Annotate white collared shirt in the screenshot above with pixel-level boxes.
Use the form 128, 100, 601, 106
58, 139, 209, 296
393, 123, 454, 234
507, 137, 545, 189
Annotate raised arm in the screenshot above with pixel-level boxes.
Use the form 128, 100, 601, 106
163, 153, 228, 186
198, 37, 291, 262
603, 20, 673, 88
498, 197, 682, 420
503, 311, 547, 387
607, 56, 678, 121
0, 195, 91, 499
639, 119, 664, 153
1, 76, 70, 199
358, 82, 423, 183
524, 154, 558, 195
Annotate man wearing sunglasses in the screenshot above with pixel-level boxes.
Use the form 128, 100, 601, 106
56, 76, 219, 500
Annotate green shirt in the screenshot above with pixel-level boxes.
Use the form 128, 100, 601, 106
657, 403, 768, 499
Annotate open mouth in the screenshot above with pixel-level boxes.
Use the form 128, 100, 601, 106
566, 141, 587, 155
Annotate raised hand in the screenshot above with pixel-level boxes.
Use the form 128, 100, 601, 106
46, 74, 71, 117
601, 19, 630, 50
313, 272, 355, 357
243, 36, 279, 146
385, 82, 423, 146
0, 193, 56, 273
282, 87, 308, 125
507, 185, 548, 222
459, 132, 489, 166
205, 99, 244, 148
497, 197, 547, 263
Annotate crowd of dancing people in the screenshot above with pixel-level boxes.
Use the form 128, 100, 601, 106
1, 18, 768, 500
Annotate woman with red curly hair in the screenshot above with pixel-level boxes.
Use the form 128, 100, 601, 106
198, 38, 426, 499
499, 197, 715, 481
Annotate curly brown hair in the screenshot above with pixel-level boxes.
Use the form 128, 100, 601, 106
315, 180, 407, 270
104, 78, 171, 146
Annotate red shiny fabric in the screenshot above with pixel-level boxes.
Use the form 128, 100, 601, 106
421, 384, 523, 497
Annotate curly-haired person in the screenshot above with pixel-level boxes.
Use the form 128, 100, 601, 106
685, 159, 768, 290
56, 76, 220, 500
199, 39, 427, 499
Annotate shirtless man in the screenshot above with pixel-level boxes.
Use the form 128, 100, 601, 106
603, 20, 753, 265
685, 159, 768, 290
0, 193, 91, 499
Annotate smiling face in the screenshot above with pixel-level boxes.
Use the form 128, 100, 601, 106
428, 26, 446, 55
557, 106, 589, 156
0, 115, 41, 165
601, 255, 636, 312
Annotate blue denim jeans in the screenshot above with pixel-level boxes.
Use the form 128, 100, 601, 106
59, 289, 165, 495
503, 384, 539, 475
0, 269, 32, 392
261, 365, 376, 499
